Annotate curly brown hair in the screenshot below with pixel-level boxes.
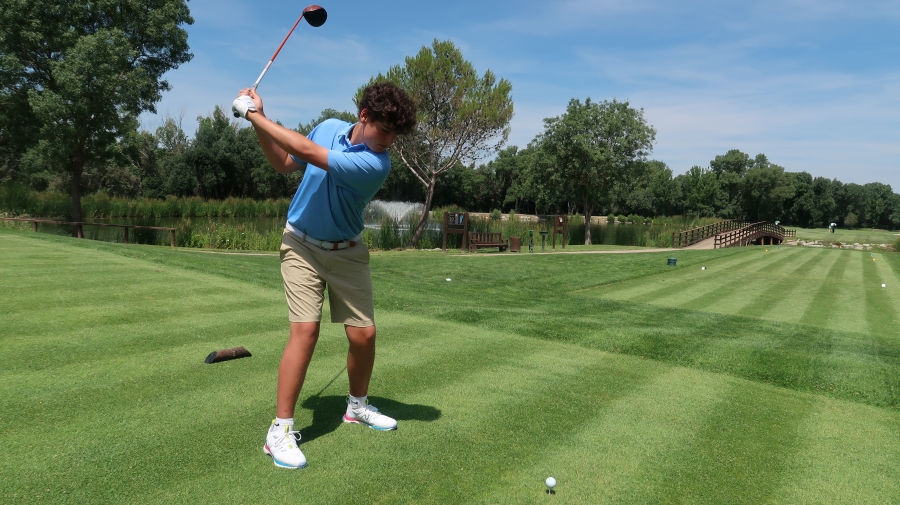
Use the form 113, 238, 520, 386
358, 82, 417, 135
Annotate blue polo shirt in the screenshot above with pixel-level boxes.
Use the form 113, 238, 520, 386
286, 119, 391, 241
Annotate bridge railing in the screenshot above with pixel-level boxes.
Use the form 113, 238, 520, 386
671, 219, 745, 248
714, 221, 793, 248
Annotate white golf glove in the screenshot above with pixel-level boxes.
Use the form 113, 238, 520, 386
232, 96, 257, 119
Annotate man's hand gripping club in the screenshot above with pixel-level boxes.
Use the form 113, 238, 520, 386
232, 89, 264, 119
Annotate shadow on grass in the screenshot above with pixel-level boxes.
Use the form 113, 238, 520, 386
298, 395, 441, 443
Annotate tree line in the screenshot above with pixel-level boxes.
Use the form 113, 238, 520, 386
3, 4, 898, 240
5, 100, 897, 232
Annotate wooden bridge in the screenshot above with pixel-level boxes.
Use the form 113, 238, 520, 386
672, 220, 796, 249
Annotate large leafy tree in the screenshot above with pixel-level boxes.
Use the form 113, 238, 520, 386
521, 144, 570, 215
358, 39, 513, 247
533, 98, 656, 244
863, 182, 893, 229
710, 149, 752, 218
0, 0, 192, 229
476, 146, 528, 212
741, 159, 793, 222
784, 171, 816, 227
680, 165, 720, 218
181, 107, 251, 200
606, 160, 676, 217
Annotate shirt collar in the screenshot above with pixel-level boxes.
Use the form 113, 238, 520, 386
338, 121, 383, 154
337, 122, 357, 147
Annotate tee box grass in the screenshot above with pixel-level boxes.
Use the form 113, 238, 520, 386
1, 227, 899, 504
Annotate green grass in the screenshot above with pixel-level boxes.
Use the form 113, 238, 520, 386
2, 228, 900, 504
790, 226, 899, 245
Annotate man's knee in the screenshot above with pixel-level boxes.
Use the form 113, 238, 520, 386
290, 321, 321, 344
346, 324, 376, 346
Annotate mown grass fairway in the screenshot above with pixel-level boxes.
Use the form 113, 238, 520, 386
791, 226, 899, 245
2, 228, 899, 504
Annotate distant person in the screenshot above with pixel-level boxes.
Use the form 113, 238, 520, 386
233, 82, 418, 469
830, 222, 837, 233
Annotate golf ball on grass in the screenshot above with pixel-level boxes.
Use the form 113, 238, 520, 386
882, 284, 887, 288
446, 278, 451, 281
545, 477, 556, 488
701, 266, 706, 270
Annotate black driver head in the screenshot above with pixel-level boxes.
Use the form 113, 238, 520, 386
303, 5, 327, 27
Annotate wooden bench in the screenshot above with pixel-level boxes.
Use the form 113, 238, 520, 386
468, 232, 507, 253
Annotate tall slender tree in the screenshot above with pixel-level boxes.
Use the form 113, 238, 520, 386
0, 0, 192, 231
357, 39, 513, 247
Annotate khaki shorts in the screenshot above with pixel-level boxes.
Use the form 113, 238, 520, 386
280, 230, 374, 327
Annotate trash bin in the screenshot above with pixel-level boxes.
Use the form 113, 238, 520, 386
509, 236, 521, 252
667, 258, 677, 266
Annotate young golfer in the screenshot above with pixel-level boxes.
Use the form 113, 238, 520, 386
232, 83, 417, 469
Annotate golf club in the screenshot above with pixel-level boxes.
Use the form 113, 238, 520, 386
233, 4, 327, 117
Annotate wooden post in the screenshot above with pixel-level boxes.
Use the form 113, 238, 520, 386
77, 224, 83, 238
552, 215, 567, 250
123, 227, 129, 244
442, 212, 449, 253
32, 221, 38, 232
442, 212, 468, 253
462, 213, 468, 252
170, 229, 176, 247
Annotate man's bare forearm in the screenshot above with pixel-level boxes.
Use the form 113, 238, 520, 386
248, 113, 329, 172
251, 118, 300, 174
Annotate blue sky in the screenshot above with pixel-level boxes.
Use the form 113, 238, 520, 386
141, 0, 900, 189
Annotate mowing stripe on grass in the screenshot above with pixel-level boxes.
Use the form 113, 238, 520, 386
585, 247, 794, 303
644, 379, 813, 504
585, 247, 802, 314
673, 247, 807, 315
477, 366, 728, 504
5, 229, 900, 504
797, 250, 852, 329
560, 294, 900, 408
864, 253, 899, 337
770, 395, 900, 503
809, 250, 869, 335
735, 247, 832, 320
479, 364, 900, 504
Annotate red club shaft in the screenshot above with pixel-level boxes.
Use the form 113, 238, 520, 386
251, 13, 307, 90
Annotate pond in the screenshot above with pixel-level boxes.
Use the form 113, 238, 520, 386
17, 200, 430, 246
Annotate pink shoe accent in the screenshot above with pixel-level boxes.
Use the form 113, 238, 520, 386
343, 414, 359, 423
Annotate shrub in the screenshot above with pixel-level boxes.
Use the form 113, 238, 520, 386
489, 209, 502, 221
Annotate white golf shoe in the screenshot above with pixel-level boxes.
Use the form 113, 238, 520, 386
263, 421, 307, 469
343, 402, 398, 431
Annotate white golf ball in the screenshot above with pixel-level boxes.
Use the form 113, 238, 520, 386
446, 278, 451, 281
545, 477, 556, 488
882, 284, 886, 288
701, 266, 706, 270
